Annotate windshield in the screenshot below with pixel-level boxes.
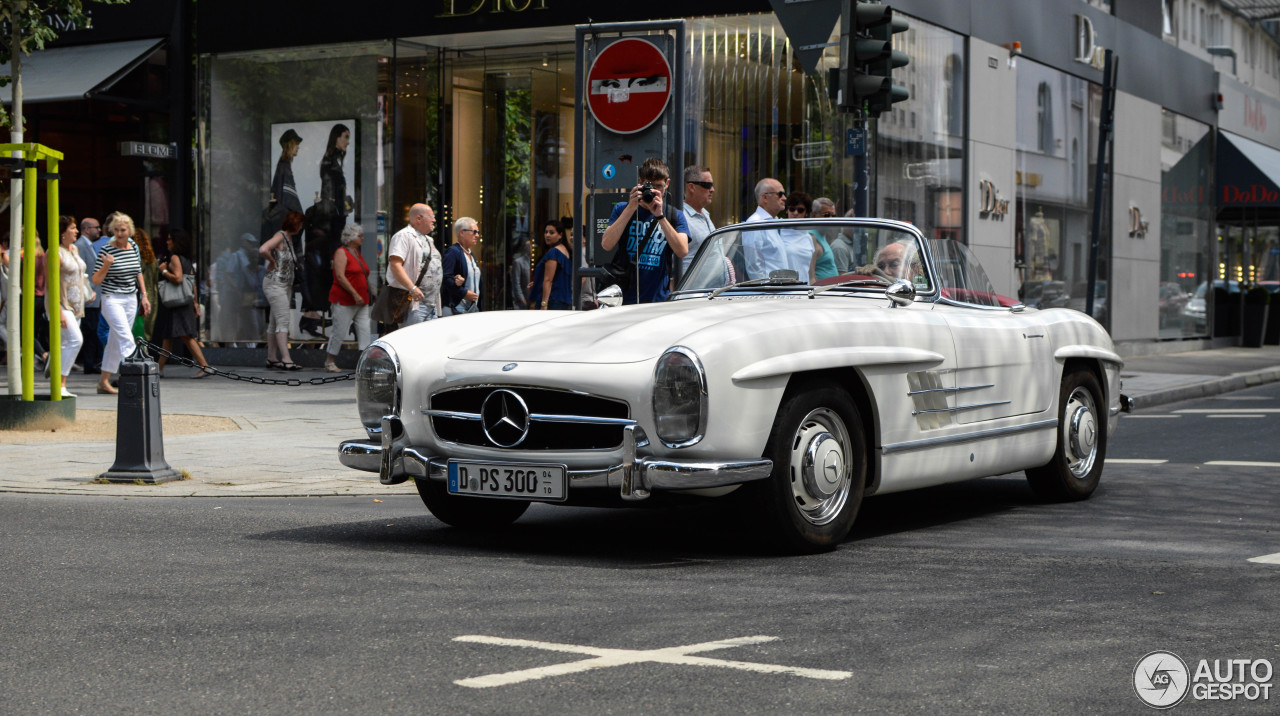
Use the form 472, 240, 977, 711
677, 220, 933, 294
929, 239, 1009, 307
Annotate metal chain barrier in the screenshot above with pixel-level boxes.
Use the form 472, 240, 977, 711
135, 338, 356, 386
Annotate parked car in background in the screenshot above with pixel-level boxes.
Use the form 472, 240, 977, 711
1069, 280, 1109, 324
1181, 280, 1243, 335
341, 219, 1124, 553
1158, 282, 1189, 328
1019, 280, 1071, 310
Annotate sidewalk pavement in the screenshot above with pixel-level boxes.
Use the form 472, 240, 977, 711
1, 344, 1278, 498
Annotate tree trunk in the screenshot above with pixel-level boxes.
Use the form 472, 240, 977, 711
6, 23, 24, 396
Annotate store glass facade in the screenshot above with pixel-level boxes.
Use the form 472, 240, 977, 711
200, 41, 407, 343
872, 16, 966, 243
1159, 110, 1212, 337
1014, 59, 1110, 327
200, 12, 935, 342
684, 14, 852, 225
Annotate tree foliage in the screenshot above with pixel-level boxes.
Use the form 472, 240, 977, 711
0, 0, 129, 126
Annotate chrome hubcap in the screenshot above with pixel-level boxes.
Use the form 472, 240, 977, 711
788, 408, 852, 525
1063, 386, 1099, 478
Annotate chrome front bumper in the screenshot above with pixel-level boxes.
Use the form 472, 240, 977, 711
338, 426, 772, 502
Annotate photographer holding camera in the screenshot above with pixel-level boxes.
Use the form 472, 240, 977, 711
600, 157, 690, 304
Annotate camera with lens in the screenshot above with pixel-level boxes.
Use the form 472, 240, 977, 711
640, 182, 655, 203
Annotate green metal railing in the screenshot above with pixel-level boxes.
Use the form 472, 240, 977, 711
2, 142, 65, 401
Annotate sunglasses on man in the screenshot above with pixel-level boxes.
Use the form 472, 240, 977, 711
688, 180, 714, 189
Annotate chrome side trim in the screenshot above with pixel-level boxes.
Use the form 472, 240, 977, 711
911, 400, 1011, 416
906, 384, 993, 396
881, 419, 1058, 455
423, 410, 636, 426
935, 297, 1015, 311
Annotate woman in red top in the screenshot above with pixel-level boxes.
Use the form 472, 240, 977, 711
324, 223, 370, 372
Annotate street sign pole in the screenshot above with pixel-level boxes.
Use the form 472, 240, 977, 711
572, 20, 685, 310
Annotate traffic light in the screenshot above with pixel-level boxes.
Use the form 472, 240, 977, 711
839, 2, 910, 117
867, 9, 909, 117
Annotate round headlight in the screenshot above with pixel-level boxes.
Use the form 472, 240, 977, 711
653, 347, 706, 447
356, 343, 399, 430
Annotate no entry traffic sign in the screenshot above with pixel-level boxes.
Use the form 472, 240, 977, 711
586, 37, 673, 135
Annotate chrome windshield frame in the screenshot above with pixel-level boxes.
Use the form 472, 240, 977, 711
672, 217, 940, 301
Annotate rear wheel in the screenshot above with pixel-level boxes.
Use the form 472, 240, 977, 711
415, 478, 529, 528
754, 383, 866, 553
1025, 369, 1106, 501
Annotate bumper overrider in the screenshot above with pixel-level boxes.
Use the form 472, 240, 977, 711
338, 424, 773, 501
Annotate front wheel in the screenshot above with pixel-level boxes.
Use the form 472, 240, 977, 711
415, 478, 530, 528
1025, 369, 1106, 501
753, 383, 866, 553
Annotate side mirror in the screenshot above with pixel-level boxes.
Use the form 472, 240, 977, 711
597, 284, 623, 308
886, 279, 916, 307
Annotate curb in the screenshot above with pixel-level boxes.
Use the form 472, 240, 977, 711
1129, 366, 1280, 411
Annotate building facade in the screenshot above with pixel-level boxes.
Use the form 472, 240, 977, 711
10, 0, 1276, 355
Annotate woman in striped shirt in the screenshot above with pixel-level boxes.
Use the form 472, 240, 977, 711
91, 212, 151, 394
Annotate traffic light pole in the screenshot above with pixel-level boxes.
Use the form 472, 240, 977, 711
1086, 49, 1117, 321
853, 116, 869, 217
840, 1, 909, 218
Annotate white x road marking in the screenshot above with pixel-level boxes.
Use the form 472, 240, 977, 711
452, 635, 852, 688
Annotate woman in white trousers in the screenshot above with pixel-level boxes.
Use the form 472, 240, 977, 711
47, 216, 92, 395
91, 213, 150, 394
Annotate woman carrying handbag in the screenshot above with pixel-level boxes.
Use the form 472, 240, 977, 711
155, 229, 212, 378
258, 211, 305, 370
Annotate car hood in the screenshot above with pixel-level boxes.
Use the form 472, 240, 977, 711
448, 296, 830, 364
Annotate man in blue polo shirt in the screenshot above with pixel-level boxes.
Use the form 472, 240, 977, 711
600, 157, 690, 304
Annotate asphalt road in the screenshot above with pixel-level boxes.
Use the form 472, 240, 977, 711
2, 385, 1278, 714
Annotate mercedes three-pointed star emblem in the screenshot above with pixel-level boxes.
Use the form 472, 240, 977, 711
481, 389, 531, 447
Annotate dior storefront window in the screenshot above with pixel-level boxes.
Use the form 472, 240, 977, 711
199, 42, 402, 345
1159, 110, 1211, 338
1014, 59, 1109, 327
872, 16, 966, 244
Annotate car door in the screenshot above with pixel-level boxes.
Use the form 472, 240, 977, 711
928, 239, 1053, 424
935, 304, 1053, 423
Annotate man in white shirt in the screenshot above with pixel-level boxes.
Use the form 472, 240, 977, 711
680, 165, 715, 276
742, 178, 794, 280
386, 203, 443, 327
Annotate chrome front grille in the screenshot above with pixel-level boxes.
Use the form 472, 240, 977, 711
427, 386, 632, 450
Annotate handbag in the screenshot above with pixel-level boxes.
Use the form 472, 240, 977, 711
159, 273, 195, 308
159, 256, 196, 308
371, 243, 433, 325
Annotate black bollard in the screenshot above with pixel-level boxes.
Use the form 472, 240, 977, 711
100, 349, 182, 484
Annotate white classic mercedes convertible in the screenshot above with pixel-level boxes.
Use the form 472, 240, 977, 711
340, 218, 1126, 552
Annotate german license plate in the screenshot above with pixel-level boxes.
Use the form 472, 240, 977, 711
447, 460, 567, 502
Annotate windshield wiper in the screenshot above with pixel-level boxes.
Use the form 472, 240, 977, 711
708, 276, 805, 299
808, 277, 892, 296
